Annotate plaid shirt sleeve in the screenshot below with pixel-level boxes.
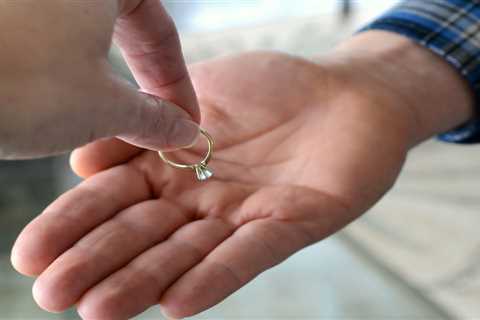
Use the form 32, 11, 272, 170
360, 0, 480, 143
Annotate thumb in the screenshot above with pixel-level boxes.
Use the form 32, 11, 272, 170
89, 76, 200, 151
97, 75, 200, 152
0, 71, 199, 160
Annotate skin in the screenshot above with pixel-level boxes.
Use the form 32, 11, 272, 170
0, 0, 200, 159
11, 32, 473, 319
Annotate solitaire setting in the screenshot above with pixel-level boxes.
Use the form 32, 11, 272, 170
158, 128, 214, 181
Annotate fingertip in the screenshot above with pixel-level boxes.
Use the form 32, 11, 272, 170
76, 295, 107, 320
32, 278, 66, 314
159, 292, 199, 320
69, 138, 142, 178
76, 302, 95, 320
69, 142, 111, 179
10, 224, 51, 277
69, 147, 103, 179
159, 304, 187, 320
118, 93, 201, 151
69, 149, 91, 179
10, 241, 40, 277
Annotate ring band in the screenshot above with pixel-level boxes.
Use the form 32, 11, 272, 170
158, 128, 214, 181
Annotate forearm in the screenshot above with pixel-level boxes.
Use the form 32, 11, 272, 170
331, 31, 474, 147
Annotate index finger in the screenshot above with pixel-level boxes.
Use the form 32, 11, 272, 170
114, 0, 200, 122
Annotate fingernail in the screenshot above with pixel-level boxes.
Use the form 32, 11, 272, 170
160, 307, 182, 320
167, 118, 200, 150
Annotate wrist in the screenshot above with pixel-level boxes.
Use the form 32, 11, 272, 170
329, 31, 474, 147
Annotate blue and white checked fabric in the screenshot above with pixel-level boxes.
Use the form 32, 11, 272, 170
361, 0, 480, 143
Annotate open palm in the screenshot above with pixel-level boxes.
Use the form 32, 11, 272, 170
12, 52, 411, 319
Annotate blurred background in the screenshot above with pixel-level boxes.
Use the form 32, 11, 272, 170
1, 0, 480, 319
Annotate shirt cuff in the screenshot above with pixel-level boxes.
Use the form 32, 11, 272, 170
359, 0, 480, 143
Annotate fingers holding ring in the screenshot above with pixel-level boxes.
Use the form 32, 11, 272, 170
158, 128, 214, 181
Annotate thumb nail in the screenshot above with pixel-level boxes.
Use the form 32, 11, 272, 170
166, 118, 200, 150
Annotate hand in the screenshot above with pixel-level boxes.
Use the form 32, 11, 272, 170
11, 31, 474, 319
11, 50, 414, 319
0, 0, 199, 159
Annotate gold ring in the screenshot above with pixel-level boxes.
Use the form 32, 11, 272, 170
158, 128, 214, 181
